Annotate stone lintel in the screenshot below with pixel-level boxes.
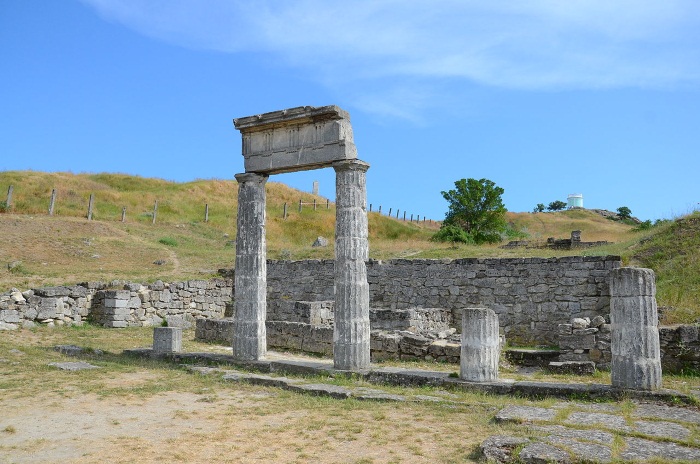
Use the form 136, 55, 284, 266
233, 105, 349, 131
234, 105, 357, 175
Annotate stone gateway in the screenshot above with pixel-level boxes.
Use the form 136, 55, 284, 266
232, 105, 371, 369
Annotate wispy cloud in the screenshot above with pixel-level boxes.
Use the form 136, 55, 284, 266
82, 0, 700, 118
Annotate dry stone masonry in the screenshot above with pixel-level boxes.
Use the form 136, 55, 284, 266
266, 256, 620, 346
3, 262, 699, 374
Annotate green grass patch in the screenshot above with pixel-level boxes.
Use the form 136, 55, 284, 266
158, 237, 178, 247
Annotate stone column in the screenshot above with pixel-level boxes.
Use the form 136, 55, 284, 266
460, 307, 500, 382
332, 160, 370, 370
610, 267, 662, 390
232, 172, 269, 361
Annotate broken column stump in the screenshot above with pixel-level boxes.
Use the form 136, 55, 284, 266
153, 327, 182, 354
610, 267, 662, 390
460, 307, 500, 382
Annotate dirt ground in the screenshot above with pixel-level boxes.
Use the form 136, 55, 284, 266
0, 332, 498, 464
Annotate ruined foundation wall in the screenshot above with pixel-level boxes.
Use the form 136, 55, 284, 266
267, 256, 620, 345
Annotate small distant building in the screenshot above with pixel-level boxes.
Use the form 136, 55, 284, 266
567, 193, 584, 209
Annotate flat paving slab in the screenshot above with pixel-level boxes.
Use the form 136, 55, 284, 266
48, 361, 100, 371
486, 401, 700, 463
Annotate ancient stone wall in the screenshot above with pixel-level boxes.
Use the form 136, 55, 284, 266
267, 256, 620, 345
0, 279, 232, 329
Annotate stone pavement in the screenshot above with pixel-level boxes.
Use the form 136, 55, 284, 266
485, 402, 700, 463
118, 347, 700, 462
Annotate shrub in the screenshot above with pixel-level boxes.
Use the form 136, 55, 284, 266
431, 225, 475, 244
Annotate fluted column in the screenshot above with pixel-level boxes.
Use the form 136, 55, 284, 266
460, 307, 500, 381
232, 172, 268, 361
610, 267, 662, 390
332, 159, 370, 370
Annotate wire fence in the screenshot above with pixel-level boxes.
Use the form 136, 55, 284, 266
1, 184, 437, 225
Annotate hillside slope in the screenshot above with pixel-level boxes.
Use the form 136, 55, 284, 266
629, 212, 700, 324
1, 171, 695, 323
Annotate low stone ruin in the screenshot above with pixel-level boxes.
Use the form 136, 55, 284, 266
196, 301, 462, 363
501, 230, 610, 250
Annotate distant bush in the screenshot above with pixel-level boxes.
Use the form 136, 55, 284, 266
431, 225, 474, 244
634, 220, 653, 231
158, 237, 178, 247
0, 201, 7, 213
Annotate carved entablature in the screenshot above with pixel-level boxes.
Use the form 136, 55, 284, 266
233, 105, 357, 174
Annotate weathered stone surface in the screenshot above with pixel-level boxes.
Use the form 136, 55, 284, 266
547, 361, 595, 376
530, 425, 614, 444
153, 327, 182, 353
610, 267, 662, 390
233, 172, 268, 361
460, 307, 499, 382
519, 442, 571, 464
48, 361, 100, 371
565, 412, 632, 433
620, 437, 700, 461
543, 436, 611, 463
333, 160, 370, 370
633, 403, 700, 424
495, 405, 556, 423
480, 435, 530, 463
633, 420, 690, 439
311, 236, 329, 247
234, 105, 357, 175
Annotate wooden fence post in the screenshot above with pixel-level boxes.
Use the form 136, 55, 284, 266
48, 189, 56, 216
298, 199, 302, 212
410, 214, 413, 222
313, 199, 317, 211
388, 208, 392, 217
204, 203, 209, 223
5, 185, 13, 210
396, 209, 399, 219
152, 200, 158, 224
283, 202, 288, 219
378, 205, 382, 214
121, 206, 127, 222
369, 204, 372, 212
87, 193, 94, 220
403, 211, 406, 221
326, 199, 329, 209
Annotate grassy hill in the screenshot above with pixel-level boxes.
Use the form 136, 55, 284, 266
1, 171, 696, 323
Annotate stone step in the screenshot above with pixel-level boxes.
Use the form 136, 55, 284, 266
505, 348, 561, 367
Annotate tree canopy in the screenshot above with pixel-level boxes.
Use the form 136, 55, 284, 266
547, 200, 567, 211
433, 178, 507, 244
617, 206, 632, 219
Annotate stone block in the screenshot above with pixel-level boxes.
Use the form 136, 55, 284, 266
104, 298, 128, 308
234, 106, 357, 175
153, 327, 182, 353
547, 361, 596, 376
559, 334, 596, 350
0, 310, 20, 323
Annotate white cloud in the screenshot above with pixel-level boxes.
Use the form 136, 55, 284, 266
81, 0, 700, 117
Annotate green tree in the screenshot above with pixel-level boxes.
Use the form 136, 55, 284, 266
617, 206, 632, 219
547, 200, 567, 211
434, 178, 507, 244
533, 203, 545, 213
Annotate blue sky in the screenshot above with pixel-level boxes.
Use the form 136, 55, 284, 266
1, 1, 699, 221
